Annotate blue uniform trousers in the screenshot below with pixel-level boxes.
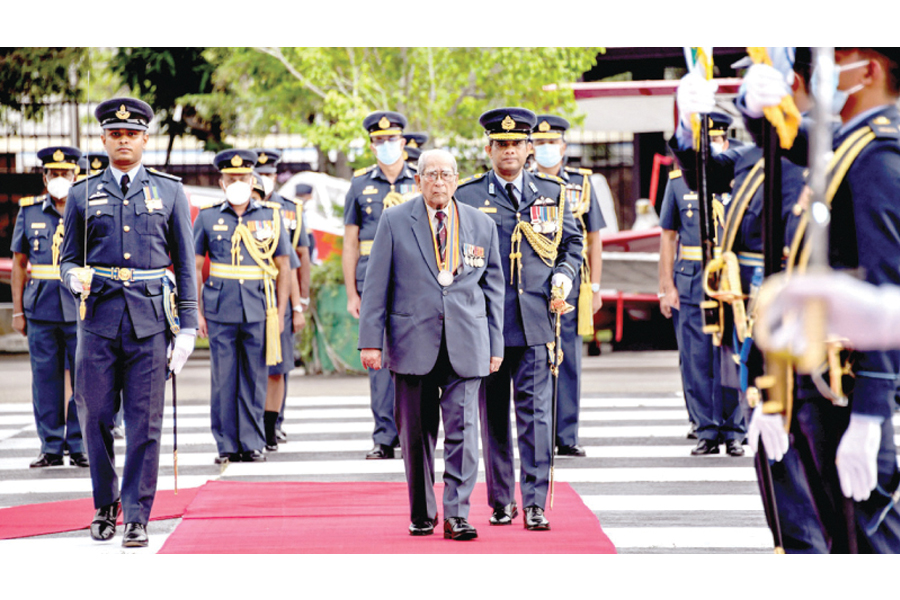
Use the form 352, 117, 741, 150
393, 334, 480, 524
555, 305, 581, 447
678, 302, 724, 440
74, 310, 168, 524
274, 309, 294, 430
480, 344, 553, 510
791, 396, 900, 553
27, 319, 82, 454
671, 307, 699, 425
207, 319, 267, 455
369, 364, 398, 447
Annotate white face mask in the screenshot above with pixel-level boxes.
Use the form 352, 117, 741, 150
261, 176, 275, 198
710, 142, 725, 155
225, 181, 252, 206
534, 144, 563, 168
47, 176, 72, 199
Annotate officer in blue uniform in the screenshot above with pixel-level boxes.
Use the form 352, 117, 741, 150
77, 153, 109, 181
531, 115, 605, 457
455, 107, 583, 530
252, 149, 309, 450
195, 150, 293, 465
10, 146, 86, 468
60, 97, 199, 547
294, 183, 317, 265
343, 111, 419, 459
403, 132, 429, 169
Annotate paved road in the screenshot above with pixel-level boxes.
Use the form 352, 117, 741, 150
0, 348, 791, 554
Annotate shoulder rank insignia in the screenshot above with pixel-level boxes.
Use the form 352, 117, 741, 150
535, 171, 564, 184
458, 172, 486, 186
19, 196, 37, 207
870, 114, 900, 138
353, 164, 377, 178
669, 169, 682, 179
148, 167, 182, 181
198, 199, 226, 210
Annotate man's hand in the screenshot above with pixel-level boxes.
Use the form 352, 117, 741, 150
347, 294, 361, 319
836, 414, 882, 502
592, 291, 603, 314
360, 348, 382, 370
490, 356, 502, 373
67, 273, 84, 295
168, 330, 197, 375
659, 287, 680, 319
747, 404, 789, 462
742, 63, 790, 118
197, 314, 208, 339
551, 273, 573, 299
292, 309, 306, 333
676, 71, 718, 129
12, 314, 26, 336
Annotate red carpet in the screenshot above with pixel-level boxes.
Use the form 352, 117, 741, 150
0, 488, 198, 540
158, 481, 616, 554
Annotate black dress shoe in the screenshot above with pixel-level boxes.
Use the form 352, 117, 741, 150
557, 445, 586, 457
489, 502, 518, 526
122, 522, 148, 548
444, 517, 478, 540
214, 453, 239, 465
275, 429, 287, 444
409, 516, 438, 536
241, 449, 267, 462
366, 444, 395, 460
265, 442, 278, 452
524, 506, 550, 531
30, 453, 64, 468
686, 422, 698, 440
725, 439, 746, 457
69, 453, 90, 468
90, 500, 120, 541
691, 439, 720, 456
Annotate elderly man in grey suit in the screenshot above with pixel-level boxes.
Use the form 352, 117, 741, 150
359, 148, 505, 541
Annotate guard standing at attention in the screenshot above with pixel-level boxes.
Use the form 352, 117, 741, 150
194, 150, 293, 465
531, 114, 605, 457
11, 146, 86, 468
252, 149, 309, 450
60, 97, 198, 548
342, 110, 418, 459
455, 107, 583, 530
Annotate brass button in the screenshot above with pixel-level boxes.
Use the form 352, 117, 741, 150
239, 279, 245, 285
124, 253, 131, 260
519, 289, 524, 294
123, 281, 130, 287
124, 225, 131, 232
124, 200, 129, 206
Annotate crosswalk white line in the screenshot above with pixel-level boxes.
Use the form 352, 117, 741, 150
603, 526, 775, 549
582, 495, 764, 512
0, 475, 213, 497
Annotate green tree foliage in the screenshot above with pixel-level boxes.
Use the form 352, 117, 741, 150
0, 47, 87, 122
191, 47, 602, 174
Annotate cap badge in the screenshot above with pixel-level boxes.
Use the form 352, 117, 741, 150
378, 116, 391, 130
501, 115, 516, 131
53, 150, 65, 162
539, 120, 550, 132
231, 155, 243, 167
116, 105, 131, 120
91, 158, 102, 169
258, 154, 268, 164
407, 139, 418, 148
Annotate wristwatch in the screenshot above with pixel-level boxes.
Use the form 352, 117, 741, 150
591, 283, 600, 293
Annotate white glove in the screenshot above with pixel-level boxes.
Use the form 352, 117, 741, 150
551, 273, 573, 299
67, 273, 83, 295
836, 414, 883, 502
676, 71, 718, 128
747, 404, 789, 462
742, 63, 790, 118
168, 330, 196, 375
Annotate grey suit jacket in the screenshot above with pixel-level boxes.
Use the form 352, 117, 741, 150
358, 195, 504, 378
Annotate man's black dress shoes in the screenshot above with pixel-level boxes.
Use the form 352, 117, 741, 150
30, 453, 63, 468
524, 506, 550, 531
725, 439, 745, 457
557, 445, 586, 457
366, 444, 395, 460
90, 500, 120, 541
69, 453, 89, 468
214, 453, 239, 465
690, 439, 720, 456
409, 516, 438, 536
489, 502, 518, 526
444, 517, 478, 540
686, 422, 698, 440
122, 522, 148, 547
241, 449, 266, 462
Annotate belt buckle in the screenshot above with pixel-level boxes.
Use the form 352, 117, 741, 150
116, 267, 133, 282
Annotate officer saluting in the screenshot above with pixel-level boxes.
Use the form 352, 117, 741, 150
342, 111, 418, 460
11, 146, 86, 468
194, 150, 293, 464
60, 97, 198, 548
531, 115, 606, 457
455, 108, 583, 530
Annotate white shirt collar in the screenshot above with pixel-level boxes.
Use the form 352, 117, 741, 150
108, 164, 142, 187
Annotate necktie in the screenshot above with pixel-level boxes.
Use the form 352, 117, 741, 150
435, 210, 447, 258
120, 174, 130, 196
506, 182, 518, 207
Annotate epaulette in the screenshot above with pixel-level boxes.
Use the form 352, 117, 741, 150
565, 166, 593, 176
869, 115, 900, 139
148, 167, 182, 181
458, 172, 486, 186
18, 196, 38, 207
669, 169, 682, 180
198, 199, 226, 210
261, 200, 282, 210
534, 171, 565, 184
353, 164, 377, 178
